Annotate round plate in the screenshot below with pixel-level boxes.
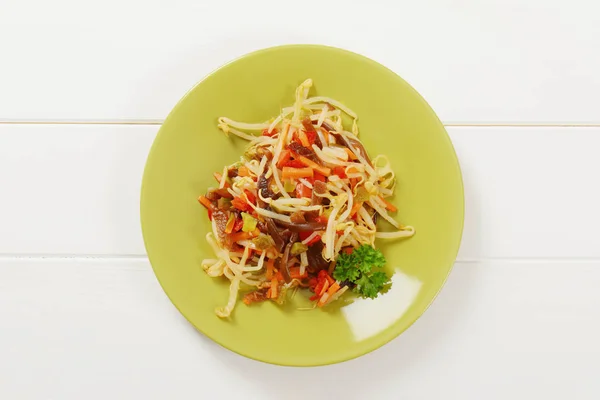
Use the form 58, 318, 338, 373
140, 44, 464, 366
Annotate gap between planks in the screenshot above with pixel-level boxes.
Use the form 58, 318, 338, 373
1, 254, 599, 263
1, 120, 600, 128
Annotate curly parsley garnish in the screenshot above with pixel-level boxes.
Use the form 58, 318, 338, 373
333, 245, 391, 299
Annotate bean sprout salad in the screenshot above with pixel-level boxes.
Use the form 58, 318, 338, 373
198, 79, 414, 318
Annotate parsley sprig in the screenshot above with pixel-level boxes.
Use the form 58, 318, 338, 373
333, 245, 391, 299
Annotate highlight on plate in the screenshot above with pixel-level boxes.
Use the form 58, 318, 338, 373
197, 79, 415, 318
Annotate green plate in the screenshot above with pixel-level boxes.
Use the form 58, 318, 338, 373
140, 44, 464, 366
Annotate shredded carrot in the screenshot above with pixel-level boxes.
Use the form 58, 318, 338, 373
379, 196, 398, 212
317, 292, 330, 307
266, 258, 274, 280
197, 195, 215, 210
326, 282, 340, 297
313, 172, 326, 182
298, 130, 310, 147
333, 166, 347, 178
270, 278, 278, 299
266, 288, 271, 298
317, 282, 341, 307
238, 166, 250, 177
289, 266, 308, 279
214, 188, 233, 199
276, 149, 292, 169
344, 147, 358, 160
326, 275, 335, 285
243, 189, 257, 204
213, 172, 231, 188
231, 196, 252, 212
350, 201, 363, 217
282, 167, 314, 180
297, 156, 331, 177
230, 228, 260, 242
243, 291, 268, 305
315, 215, 328, 224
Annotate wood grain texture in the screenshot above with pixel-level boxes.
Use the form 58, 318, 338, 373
0, 259, 598, 399
1, 124, 598, 258
0, 0, 599, 123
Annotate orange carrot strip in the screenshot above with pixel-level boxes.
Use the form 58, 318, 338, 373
276, 149, 292, 169
344, 147, 358, 160
230, 231, 251, 242
238, 166, 250, 177
213, 172, 231, 188
289, 266, 308, 280
317, 292, 330, 307
350, 201, 363, 217
326, 282, 340, 297
213, 188, 233, 199
274, 271, 284, 282
266, 258, 274, 280
298, 130, 310, 147
229, 228, 260, 243
270, 279, 278, 299
326, 275, 335, 285
298, 156, 331, 177
281, 167, 313, 180
379, 196, 398, 212
197, 195, 215, 210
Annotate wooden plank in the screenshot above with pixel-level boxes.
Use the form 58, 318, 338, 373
0, 259, 598, 399
451, 126, 600, 260
0, 124, 598, 258
0, 1, 599, 123
0, 124, 155, 255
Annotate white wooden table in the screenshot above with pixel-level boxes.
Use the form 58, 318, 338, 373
1, 1, 599, 399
